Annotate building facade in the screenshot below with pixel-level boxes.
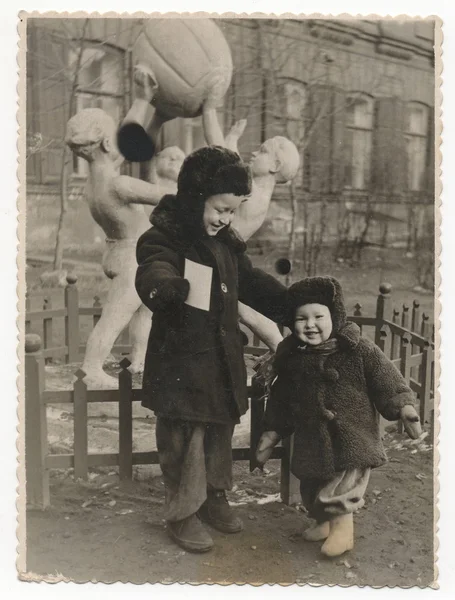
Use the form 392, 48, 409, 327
25, 18, 435, 257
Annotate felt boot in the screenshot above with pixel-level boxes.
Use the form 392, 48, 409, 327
167, 514, 214, 553
198, 490, 244, 534
320, 514, 354, 557
303, 521, 330, 542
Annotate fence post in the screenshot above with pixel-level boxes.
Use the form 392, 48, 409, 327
420, 313, 431, 339
419, 340, 433, 427
43, 297, 53, 364
65, 274, 80, 364
375, 283, 392, 348
119, 359, 133, 481
401, 303, 410, 331
249, 379, 265, 473
411, 300, 421, 335
280, 435, 301, 506
391, 309, 401, 359
73, 368, 88, 480
411, 300, 421, 381
25, 292, 31, 334
354, 303, 363, 336
376, 327, 389, 437
398, 333, 412, 434
25, 334, 49, 508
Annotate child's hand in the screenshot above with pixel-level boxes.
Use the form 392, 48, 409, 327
256, 431, 281, 466
400, 405, 422, 439
150, 277, 190, 310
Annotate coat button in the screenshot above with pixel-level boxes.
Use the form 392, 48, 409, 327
221, 283, 228, 293
150, 288, 157, 298
220, 326, 226, 336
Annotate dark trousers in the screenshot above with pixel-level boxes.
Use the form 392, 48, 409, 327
156, 417, 235, 522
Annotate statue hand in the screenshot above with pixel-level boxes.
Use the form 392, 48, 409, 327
134, 64, 159, 103
226, 119, 247, 143
205, 73, 227, 109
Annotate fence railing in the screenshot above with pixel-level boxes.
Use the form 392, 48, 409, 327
24, 281, 435, 509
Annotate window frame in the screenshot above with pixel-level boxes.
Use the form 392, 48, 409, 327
405, 101, 430, 193
344, 92, 375, 192
69, 42, 126, 178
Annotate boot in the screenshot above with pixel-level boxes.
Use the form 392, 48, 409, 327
167, 514, 214, 553
198, 490, 244, 534
303, 521, 330, 542
321, 513, 354, 557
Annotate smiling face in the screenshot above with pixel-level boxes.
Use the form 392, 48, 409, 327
249, 139, 280, 177
294, 303, 333, 346
202, 193, 246, 236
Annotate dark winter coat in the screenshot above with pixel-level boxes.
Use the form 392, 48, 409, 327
135, 194, 287, 424
263, 322, 415, 480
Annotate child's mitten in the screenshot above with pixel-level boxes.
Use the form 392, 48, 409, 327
256, 431, 281, 466
400, 405, 422, 439
151, 277, 190, 311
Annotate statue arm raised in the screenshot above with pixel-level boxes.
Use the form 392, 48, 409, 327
202, 73, 228, 146
202, 105, 225, 146
224, 119, 247, 154
113, 175, 165, 207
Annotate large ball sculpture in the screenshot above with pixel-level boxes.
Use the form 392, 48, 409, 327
134, 18, 233, 119
117, 19, 233, 162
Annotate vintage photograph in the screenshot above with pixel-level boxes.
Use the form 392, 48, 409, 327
20, 14, 437, 586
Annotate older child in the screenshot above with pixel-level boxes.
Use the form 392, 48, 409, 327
256, 276, 421, 557
135, 145, 287, 553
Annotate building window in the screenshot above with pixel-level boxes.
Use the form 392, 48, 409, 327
69, 45, 125, 176
345, 94, 374, 190
282, 81, 306, 144
406, 102, 429, 191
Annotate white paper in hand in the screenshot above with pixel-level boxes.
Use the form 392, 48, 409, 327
184, 259, 213, 311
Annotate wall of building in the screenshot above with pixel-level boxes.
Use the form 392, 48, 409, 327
25, 17, 435, 258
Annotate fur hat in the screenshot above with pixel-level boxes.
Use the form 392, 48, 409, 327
286, 276, 347, 334
172, 145, 252, 239
177, 145, 252, 202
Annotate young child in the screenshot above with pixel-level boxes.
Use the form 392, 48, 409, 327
135, 145, 287, 553
256, 276, 422, 558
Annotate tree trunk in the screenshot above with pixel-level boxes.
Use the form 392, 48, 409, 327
286, 182, 298, 286
53, 146, 71, 270
52, 19, 89, 271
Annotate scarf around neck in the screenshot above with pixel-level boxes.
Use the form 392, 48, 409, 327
296, 337, 339, 356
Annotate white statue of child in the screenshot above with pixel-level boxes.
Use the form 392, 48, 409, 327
65, 108, 183, 388
222, 119, 301, 349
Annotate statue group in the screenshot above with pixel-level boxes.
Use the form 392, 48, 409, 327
65, 18, 300, 389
